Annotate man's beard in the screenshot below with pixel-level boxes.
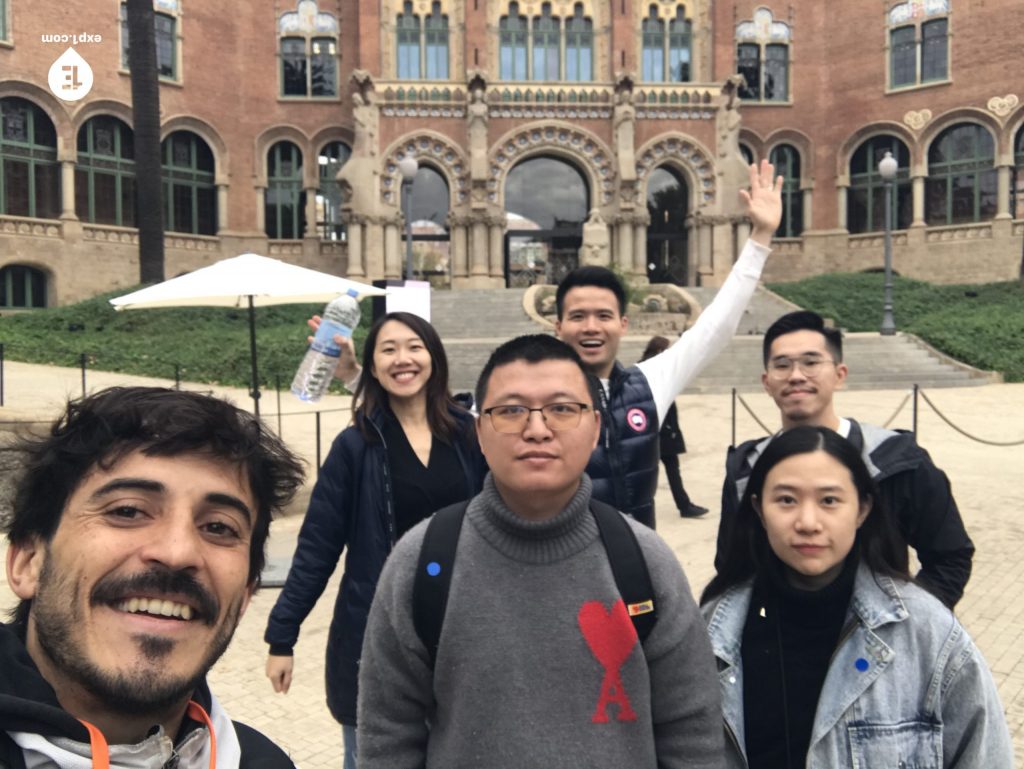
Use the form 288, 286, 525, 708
31, 556, 244, 717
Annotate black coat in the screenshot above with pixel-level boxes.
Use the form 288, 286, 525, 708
659, 402, 687, 458
264, 406, 487, 724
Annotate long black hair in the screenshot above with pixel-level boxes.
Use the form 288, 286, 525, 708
701, 425, 910, 605
352, 311, 459, 442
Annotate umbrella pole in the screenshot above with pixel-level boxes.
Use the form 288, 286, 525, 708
248, 295, 260, 418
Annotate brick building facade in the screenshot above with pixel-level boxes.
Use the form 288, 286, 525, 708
0, 0, 1021, 307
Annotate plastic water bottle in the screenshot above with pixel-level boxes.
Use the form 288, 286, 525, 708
291, 289, 361, 402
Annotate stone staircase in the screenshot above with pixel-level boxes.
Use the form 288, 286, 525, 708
430, 287, 998, 394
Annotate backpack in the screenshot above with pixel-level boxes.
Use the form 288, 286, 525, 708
412, 498, 658, 666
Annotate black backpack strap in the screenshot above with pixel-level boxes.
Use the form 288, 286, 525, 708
590, 499, 658, 643
412, 500, 470, 667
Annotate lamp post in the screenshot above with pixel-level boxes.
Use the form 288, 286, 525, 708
398, 156, 419, 281
878, 150, 898, 336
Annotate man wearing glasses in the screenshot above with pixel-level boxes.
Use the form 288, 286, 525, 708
357, 335, 724, 769
713, 310, 974, 607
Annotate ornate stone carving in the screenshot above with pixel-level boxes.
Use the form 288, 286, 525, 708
380, 134, 470, 206
613, 74, 637, 184
635, 136, 717, 205
580, 208, 610, 266
467, 72, 489, 183
903, 109, 933, 131
716, 74, 748, 217
488, 124, 616, 205
987, 94, 1019, 118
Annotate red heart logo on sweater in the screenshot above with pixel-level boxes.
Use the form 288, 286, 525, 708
577, 600, 638, 723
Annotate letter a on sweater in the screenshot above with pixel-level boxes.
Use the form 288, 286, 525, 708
578, 599, 638, 723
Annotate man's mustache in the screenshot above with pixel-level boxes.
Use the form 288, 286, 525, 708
91, 567, 220, 625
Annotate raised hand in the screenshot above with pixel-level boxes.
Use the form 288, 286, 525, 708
738, 158, 784, 247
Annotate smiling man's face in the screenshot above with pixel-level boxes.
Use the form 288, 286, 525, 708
554, 286, 628, 380
7, 450, 255, 716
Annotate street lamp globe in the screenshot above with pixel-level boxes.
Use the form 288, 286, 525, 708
878, 150, 898, 180
398, 156, 419, 181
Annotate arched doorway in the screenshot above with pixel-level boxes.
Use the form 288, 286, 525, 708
504, 155, 589, 287
645, 166, 689, 284
407, 164, 451, 285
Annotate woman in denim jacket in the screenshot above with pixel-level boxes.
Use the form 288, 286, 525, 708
701, 426, 1011, 768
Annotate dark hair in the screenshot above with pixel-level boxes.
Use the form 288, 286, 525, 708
701, 425, 909, 605
5, 387, 305, 622
640, 335, 670, 362
555, 266, 627, 319
762, 310, 843, 368
353, 311, 458, 442
475, 334, 592, 410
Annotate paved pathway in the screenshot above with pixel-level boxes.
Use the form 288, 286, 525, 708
1, 361, 1022, 766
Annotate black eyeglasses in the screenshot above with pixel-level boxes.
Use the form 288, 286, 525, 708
482, 402, 592, 433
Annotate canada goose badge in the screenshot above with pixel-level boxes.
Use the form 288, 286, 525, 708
626, 408, 648, 432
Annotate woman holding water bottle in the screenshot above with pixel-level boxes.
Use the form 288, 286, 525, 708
264, 311, 487, 769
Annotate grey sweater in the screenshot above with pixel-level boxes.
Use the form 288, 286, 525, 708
357, 474, 725, 769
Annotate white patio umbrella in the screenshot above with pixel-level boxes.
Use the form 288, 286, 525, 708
110, 253, 386, 416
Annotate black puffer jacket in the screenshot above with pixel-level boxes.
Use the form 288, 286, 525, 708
263, 406, 486, 725
586, 362, 661, 529
0, 622, 293, 768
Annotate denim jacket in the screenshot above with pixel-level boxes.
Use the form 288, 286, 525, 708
702, 563, 1013, 768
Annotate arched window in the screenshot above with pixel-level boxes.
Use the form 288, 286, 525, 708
642, 5, 692, 82
278, 0, 339, 97
424, 3, 450, 79
848, 136, 911, 234
504, 155, 589, 286
161, 131, 215, 235
769, 144, 802, 237
120, 0, 180, 80
646, 166, 689, 284
736, 8, 790, 102
0, 98, 60, 219
565, 4, 593, 82
406, 164, 451, 282
396, 2, 422, 78
0, 264, 47, 308
532, 4, 560, 81
266, 141, 305, 239
499, 3, 529, 80
317, 141, 350, 241
888, 0, 949, 89
76, 116, 136, 227
739, 143, 756, 165
1012, 125, 1024, 220
926, 124, 996, 225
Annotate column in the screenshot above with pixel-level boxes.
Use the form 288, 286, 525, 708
802, 189, 813, 233
60, 161, 77, 219
384, 222, 401, 278
451, 223, 468, 279
911, 176, 926, 226
996, 165, 1012, 219
346, 218, 364, 277
470, 220, 489, 276
837, 185, 848, 231
633, 221, 647, 277
616, 219, 634, 274
216, 184, 228, 232
255, 187, 266, 234
488, 219, 504, 279
304, 187, 319, 238
697, 220, 713, 283
365, 221, 385, 279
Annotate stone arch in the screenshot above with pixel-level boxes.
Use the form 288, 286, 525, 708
738, 128, 765, 163
380, 131, 469, 207
160, 115, 229, 185
310, 126, 355, 155
0, 84, 73, 159
635, 133, 716, 208
72, 99, 134, 134
837, 121, 917, 183
253, 125, 312, 187
764, 128, 813, 187
920, 108, 1001, 164
487, 122, 614, 208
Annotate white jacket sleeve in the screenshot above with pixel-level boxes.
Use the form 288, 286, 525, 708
636, 238, 770, 425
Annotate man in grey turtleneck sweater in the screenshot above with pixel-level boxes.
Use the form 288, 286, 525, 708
357, 336, 724, 769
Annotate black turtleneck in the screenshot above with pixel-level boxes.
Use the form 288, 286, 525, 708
741, 552, 858, 769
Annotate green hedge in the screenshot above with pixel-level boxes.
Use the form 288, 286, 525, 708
769, 274, 1024, 382
0, 288, 372, 390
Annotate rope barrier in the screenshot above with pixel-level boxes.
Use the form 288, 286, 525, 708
735, 393, 775, 436
917, 389, 1024, 447
881, 392, 910, 429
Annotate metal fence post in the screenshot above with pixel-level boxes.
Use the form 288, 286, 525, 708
174, 364, 181, 390
912, 384, 919, 437
80, 353, 88, 397
276, 375, 282, 436
315, 411, 322, 478
731, 388, 737, 447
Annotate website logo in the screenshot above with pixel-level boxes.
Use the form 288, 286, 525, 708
47, 47, 94, 102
